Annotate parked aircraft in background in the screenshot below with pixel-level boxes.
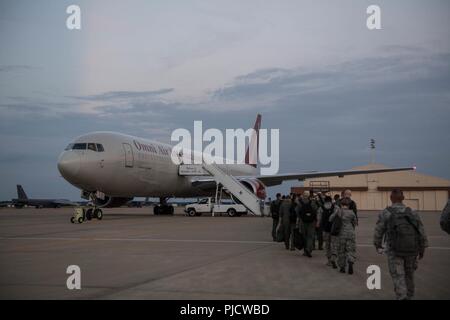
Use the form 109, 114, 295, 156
12, 185, 77, 208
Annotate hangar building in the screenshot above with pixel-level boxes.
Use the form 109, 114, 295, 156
291, 164, 450, 211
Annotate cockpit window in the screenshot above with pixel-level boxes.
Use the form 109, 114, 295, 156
88, 143, 97, 151
72, 143, 87, 150
65, 142, 104, 151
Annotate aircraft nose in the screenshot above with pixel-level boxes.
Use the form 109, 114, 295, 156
57, 151, 81, 180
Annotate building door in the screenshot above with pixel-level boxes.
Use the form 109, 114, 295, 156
367, 193, 382, 210
404, 199, 419, 210
122, 143, 134, 167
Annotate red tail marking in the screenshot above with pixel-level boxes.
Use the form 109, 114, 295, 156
245, 114, 261, 168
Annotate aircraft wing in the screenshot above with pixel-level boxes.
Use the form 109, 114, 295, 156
254, 166, 415, 186
191, 166, 415, 189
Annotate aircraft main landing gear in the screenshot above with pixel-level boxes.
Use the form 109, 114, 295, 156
85, 208, 103, 221
153, 197, 174, 215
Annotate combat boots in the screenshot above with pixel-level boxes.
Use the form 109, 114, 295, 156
348, 262, 354, 275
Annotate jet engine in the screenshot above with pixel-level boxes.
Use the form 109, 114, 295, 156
93, 196, 133, 208
238, 178, 267, 199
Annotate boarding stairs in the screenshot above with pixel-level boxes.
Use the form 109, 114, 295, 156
179, 164, 264, 216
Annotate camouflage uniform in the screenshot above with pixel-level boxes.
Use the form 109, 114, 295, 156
297, 198, 318, 255
440, 199, 450, 234
330, 208, 357, 268
330, 235, 339, 263
317, 205, 339, 263
279, 199, 294, 250
374, 202, 428, 300
270, 199, 281, 241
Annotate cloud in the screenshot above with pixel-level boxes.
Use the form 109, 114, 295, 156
0, 103, 48, 113
0, 65, 34, 72
0, 97, 86, 120
72, 89, 174, 101
207, 51, 450, 112
95, 100, 179, 115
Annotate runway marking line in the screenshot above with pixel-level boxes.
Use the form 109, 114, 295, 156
0, 236, 449, 250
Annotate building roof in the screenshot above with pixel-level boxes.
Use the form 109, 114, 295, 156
303, 163, 450, 189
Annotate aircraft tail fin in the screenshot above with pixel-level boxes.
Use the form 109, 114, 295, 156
17, 185, 28, 200
245, 114, 261, 168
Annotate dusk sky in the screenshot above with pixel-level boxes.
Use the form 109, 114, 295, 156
1, 0, 449, 200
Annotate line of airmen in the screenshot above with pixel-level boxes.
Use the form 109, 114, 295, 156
269, 188, 428, 300
270, 189, 357, 273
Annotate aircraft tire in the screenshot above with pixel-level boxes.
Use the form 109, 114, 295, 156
77, 217, 84, 224
70, 217, 75, 223
95, 209, 103, 220
86, 208, 93, 221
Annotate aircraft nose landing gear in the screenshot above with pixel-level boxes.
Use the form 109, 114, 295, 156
70, 191, 104, 223
153, 197, 174, 215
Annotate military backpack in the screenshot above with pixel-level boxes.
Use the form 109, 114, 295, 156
387, 207, 421, 257
299, 199, 316, 223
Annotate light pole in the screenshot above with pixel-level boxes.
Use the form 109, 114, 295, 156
370, 138, 376, 164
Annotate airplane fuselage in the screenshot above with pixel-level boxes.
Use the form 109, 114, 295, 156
57, 132, 258, 198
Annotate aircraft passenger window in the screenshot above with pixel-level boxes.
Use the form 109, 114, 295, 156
65, 144, 74, 150
72, 143, 87, 150
88, 143, 97, 151
96, 144, 104, 152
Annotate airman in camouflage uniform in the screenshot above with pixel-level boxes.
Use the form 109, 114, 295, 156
440, 199, 450, 234
317, 196, 339, 266
270, 193, 282, 241
279, 196, 294, 250
330, 198, 357, 274
297, 191, 318, 257
374, 189, 428, 300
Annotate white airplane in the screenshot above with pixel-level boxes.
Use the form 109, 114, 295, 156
57, 114, 414, 215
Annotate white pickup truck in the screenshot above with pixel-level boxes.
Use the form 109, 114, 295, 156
185, 197, 247, 217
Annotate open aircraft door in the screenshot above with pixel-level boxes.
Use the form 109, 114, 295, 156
122, 143, 134, 168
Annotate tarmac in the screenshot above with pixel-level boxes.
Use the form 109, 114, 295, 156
0, 207, 449, 300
